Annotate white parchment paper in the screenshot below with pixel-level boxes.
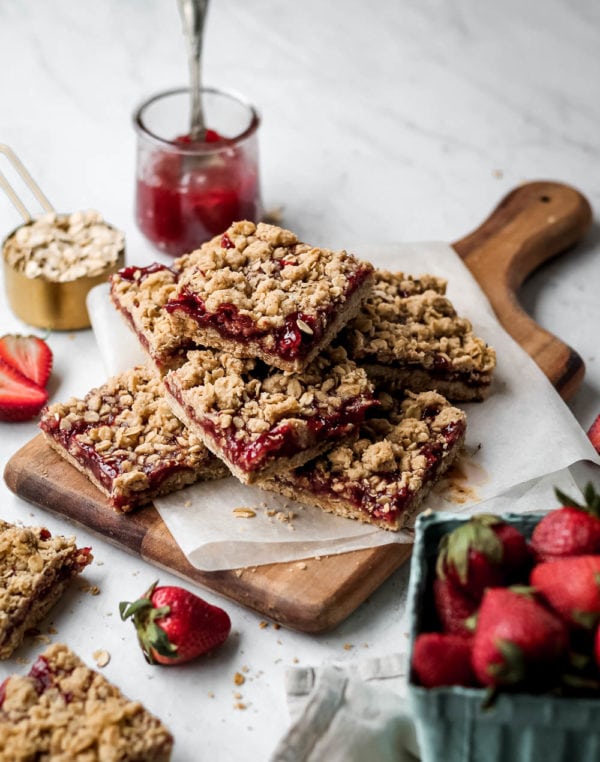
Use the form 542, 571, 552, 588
87, 242, 600, 570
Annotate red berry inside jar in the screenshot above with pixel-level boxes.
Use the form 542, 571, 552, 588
134, 88, 263, 257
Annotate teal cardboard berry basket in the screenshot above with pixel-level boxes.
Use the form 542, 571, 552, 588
407, 511, 600, 762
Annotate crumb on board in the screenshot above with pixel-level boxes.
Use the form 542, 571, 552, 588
233, 507, 257, 518
234, 672, 245, 686
79, 583, 101, 596
93, 649, 110, 668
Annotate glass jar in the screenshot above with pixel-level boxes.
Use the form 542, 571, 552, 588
133, 87, 262, 257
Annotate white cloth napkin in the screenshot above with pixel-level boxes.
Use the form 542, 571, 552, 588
270, 654, 420, 762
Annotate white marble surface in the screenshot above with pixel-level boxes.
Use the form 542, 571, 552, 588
0, 1, 599, 759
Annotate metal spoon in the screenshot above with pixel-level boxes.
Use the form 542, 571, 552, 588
177, 0, 209, 141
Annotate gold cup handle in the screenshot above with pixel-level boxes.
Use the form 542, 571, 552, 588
0, 144, 54, 222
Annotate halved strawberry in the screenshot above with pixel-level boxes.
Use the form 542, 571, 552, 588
0, 334, 53, 388
0, 358, 48, 422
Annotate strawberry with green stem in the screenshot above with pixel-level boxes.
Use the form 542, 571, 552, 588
531, 483, 600, 561
120, 580, 231, 665
436, 514, 531, 603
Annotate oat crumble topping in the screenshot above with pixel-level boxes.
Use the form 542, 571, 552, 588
162, 345, 375, 481
0, 643, 173, 761
173, 220, 373, 329
344, 270, 496, 377
110, 263, 186, 367
158, 220, 375, 371
259, 391, 466, 531
0, 521, 91, 660
39, 364, 227, 511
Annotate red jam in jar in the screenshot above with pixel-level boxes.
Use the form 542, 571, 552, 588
134, 88, 262, 257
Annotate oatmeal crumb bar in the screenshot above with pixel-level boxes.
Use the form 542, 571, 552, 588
163, 220, 375, 372
0, 522, 92, 659
161, 345, 377, 484
343, 270, 496, 401
0, 643, 173, 761
39, 364, 228, 512
258, 391, 467, 531
110, 262, 191, 371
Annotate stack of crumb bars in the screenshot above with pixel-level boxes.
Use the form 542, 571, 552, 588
0, 221, 495, 759
40, 220, 496, 531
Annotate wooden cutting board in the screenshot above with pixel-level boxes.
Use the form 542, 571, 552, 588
3, 181, 592, 633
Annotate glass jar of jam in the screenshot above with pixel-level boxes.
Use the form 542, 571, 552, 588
133, 87, 262, 257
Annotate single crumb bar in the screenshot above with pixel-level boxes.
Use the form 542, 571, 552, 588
161, 345, 377, 484
163, 220, 375, 372
342, 270, 496, 401
39, 364, 228, 512
110, 262, 192, 371
0, 643, 173, 761
258, 391, 467, 531
0, 522, 92, 659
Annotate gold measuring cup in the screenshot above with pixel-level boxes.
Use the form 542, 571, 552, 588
0, 145, 125, 330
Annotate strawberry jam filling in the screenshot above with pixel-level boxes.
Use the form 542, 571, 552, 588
40, 412, 192, 509
136, 131, 261, 257
166, 265, 372, 362
116, 262, 178, 283
290, 416, 465, 524
195, 396, 375, 473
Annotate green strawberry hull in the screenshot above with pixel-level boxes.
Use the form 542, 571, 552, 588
408, 511, 600, 762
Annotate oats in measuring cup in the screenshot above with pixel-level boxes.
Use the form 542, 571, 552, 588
4, 210, 124, 282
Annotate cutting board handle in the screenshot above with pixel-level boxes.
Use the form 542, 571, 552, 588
453, 181, 593, 399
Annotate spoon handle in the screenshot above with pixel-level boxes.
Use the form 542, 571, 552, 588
177, 0, 209, 140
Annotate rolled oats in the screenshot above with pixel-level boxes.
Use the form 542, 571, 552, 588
4, 210, 124, 283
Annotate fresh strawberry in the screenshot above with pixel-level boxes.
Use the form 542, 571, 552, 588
433, 576, 478, 636
531, 484, 600, 561
436, 514, 530, 602
0, 334, 52, 388
531, 555, 600, 629
471, 587, 568, 689
588, 414, 600, 455
411, 633, 476, 688
0, 358, 48, 422
120, 580, 231, 665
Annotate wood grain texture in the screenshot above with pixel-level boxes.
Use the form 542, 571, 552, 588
453, 181, 592, 399
3, 182, 592, 632
3, 434, 411, 633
